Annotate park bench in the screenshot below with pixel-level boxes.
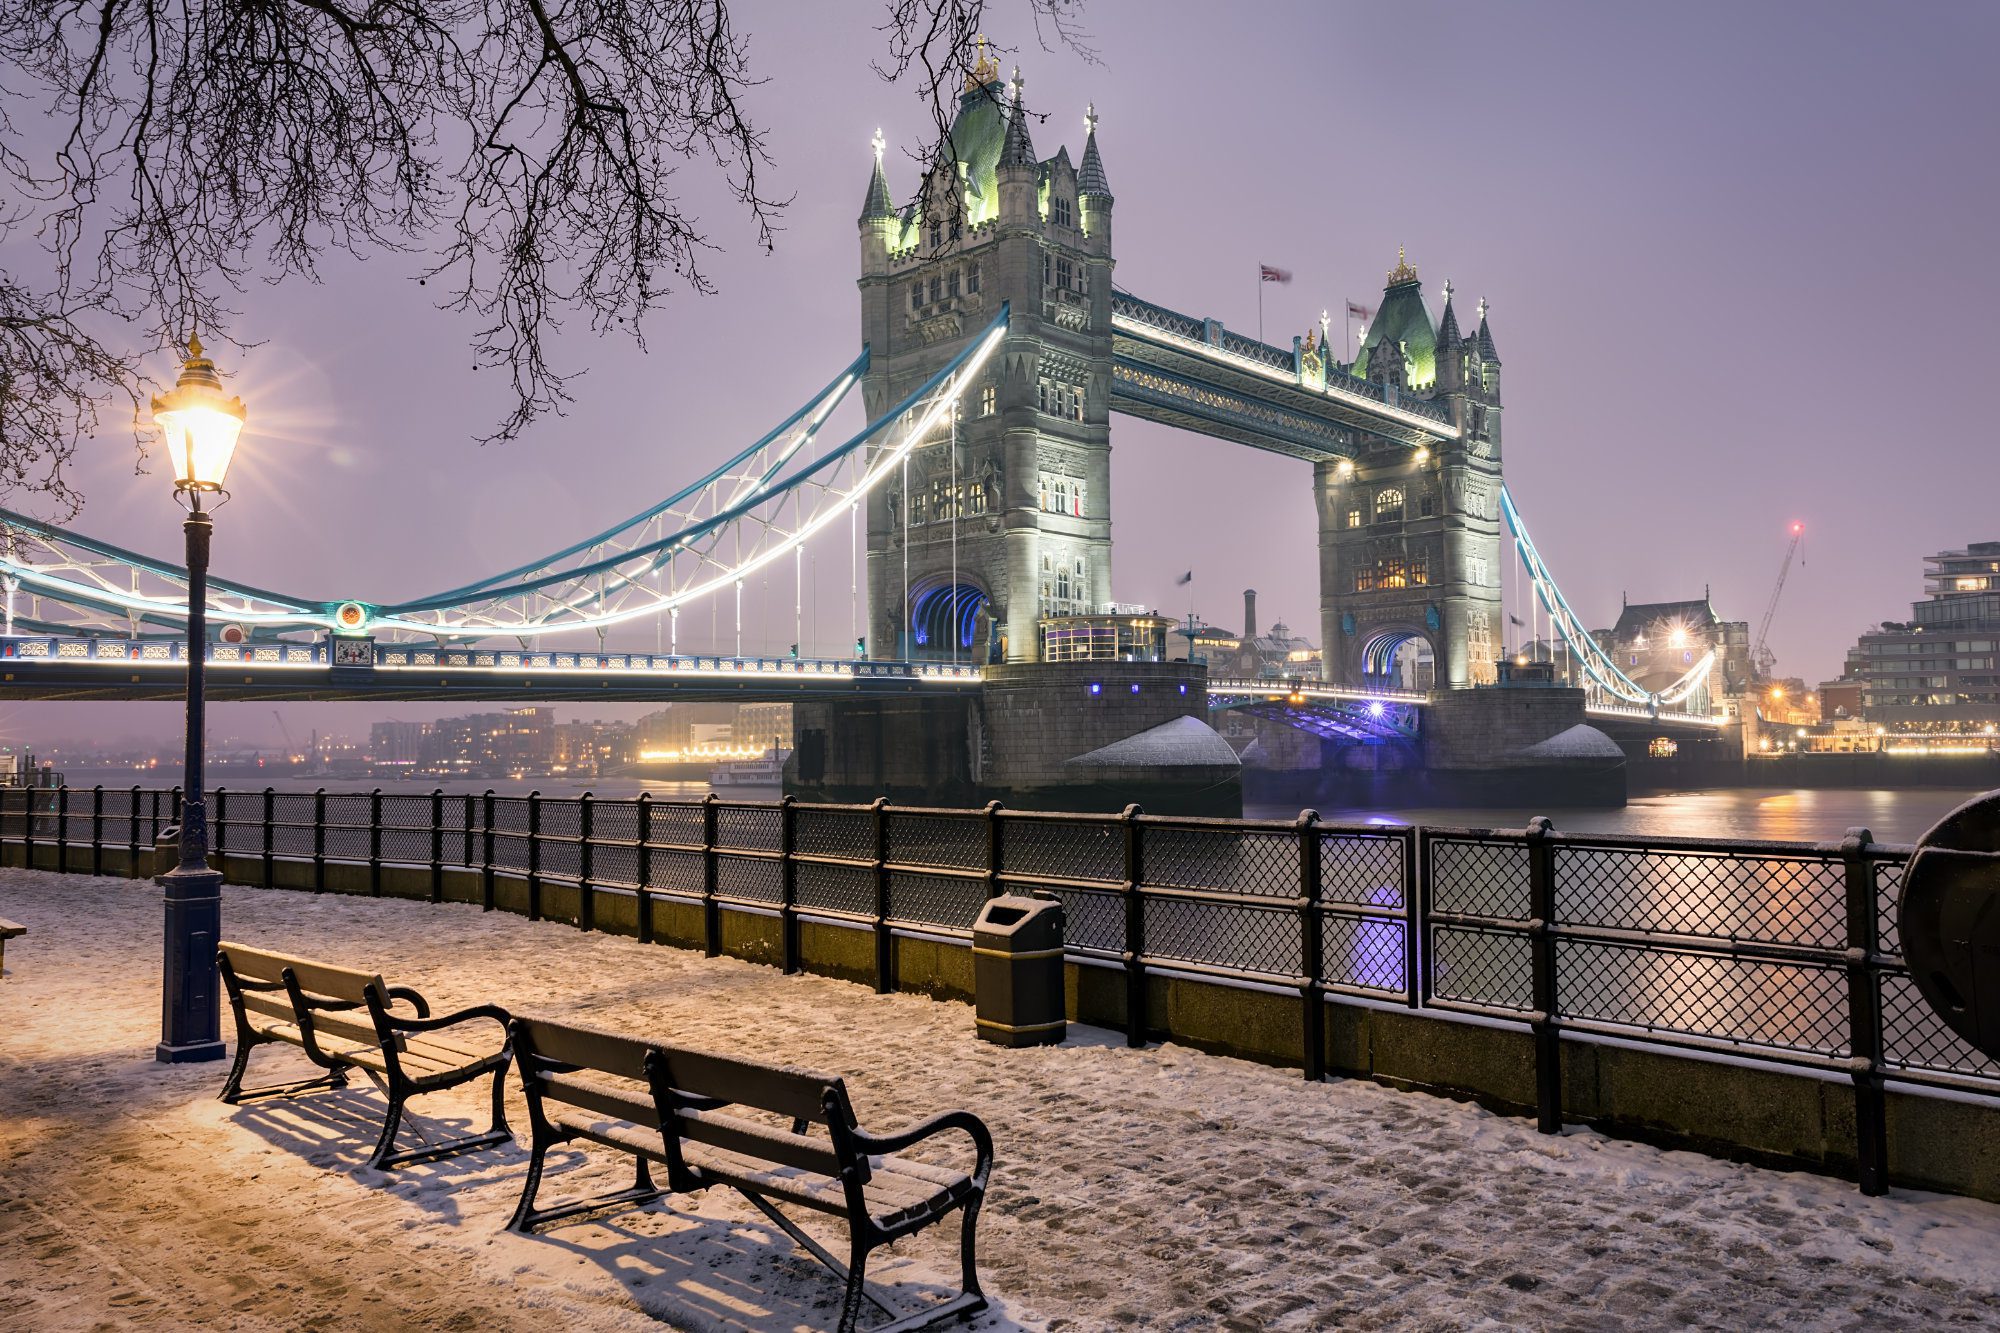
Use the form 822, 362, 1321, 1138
0, 917, 22, 974
215, 941, 513, 1169
508, 1016, 993, 1333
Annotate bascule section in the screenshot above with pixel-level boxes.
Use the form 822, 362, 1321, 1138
857, 56, 1114, 665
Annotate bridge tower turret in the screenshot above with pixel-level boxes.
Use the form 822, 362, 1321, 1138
857, 57, 1114, 663
1316, 254, 1504, 691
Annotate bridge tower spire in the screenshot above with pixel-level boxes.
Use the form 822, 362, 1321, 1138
857, 53, 1114, 663
1315, 252, 1505, 691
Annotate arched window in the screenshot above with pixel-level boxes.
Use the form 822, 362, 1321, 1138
929, 222, 942, 249
1374, 488, 1404, 523
967, 263, 981, 294
910, 284, 922, 311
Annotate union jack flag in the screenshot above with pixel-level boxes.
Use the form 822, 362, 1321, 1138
1259, 265, 1291, 283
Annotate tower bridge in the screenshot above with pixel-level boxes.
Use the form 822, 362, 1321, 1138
0, 51, 1733, 811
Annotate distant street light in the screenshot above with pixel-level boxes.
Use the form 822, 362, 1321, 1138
152, 335, 245, 1064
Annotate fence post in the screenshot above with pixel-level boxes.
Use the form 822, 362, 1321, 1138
481, 790, 496, 911
213, 785, 226, 864
526, 790, 543, 922
54, 783, 68, 873
635, 793, 654, 945
368, 788, 384, 897
1405, 828, 1424, 1010
778, 795, 799, 974
871, 797, 893, 993
1842, 826, 1888, 1196
90, 785, 104, 877
461, 793, 475, 871
984, 800, 1004, 899
577, 792, 595, 933
171, 784, 183, 831
700, 793, 721, 957
1299, 809, 1325, 1082
129, 785, 144, 879
149, 788, 161, 844
312, 788, 327, 894
23, 783, 36, 870
262, 788, 275, 889
1526, 816, 1562, 1135
429, 789, 445, 903
1122, 804, 1147, 1049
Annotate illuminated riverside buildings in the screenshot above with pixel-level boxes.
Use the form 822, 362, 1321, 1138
1845, 542, 2000, 733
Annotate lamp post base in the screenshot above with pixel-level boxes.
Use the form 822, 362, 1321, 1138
157, 862, 226, 1064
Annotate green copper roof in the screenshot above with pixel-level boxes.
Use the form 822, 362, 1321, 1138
1354, 276, 1437, 388
859, 152, 894, 223
1078, 126, 1111, 198
894, 82, 1011, 246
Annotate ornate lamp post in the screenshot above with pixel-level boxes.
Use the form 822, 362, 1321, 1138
151, 335, 245, 1064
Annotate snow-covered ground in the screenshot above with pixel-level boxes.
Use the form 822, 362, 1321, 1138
3, 869, 1998, 1331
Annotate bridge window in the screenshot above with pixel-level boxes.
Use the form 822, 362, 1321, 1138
1419, 492, 1436, 518
1355, 557, 1411, 592
928, 276, 940, 304
980, 385, 996, 416
1043, 252, 1052, 285
910, 284, 922, 312
1055, 565, 1072, 600
947, 269, 961, 299
1053, 195, 1073, 228
1346, 507, 1361, 529
967, 263, 980, 294
1374, 488, 1404, 523
1055, 257, 1072, 290
1410, 556, 1430, 586
1470, 556, 1489, 585
929, 222, 942, 249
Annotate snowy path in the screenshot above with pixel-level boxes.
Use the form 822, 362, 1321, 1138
2, 869, 1997, 1331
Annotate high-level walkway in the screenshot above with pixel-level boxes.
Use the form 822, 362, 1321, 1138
3, 870, 1996, 1330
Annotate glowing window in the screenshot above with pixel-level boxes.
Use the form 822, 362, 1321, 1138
1374, 488, 1404, 523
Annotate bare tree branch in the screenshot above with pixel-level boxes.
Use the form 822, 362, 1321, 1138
0, 0, 1095, 506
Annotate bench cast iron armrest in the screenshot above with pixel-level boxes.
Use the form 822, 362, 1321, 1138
852, 1110, 995, 1183
386, 985, 431, 1018
381, 1003, 512, 1037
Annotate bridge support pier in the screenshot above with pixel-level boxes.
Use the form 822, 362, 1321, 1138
788, 663, 1242, 815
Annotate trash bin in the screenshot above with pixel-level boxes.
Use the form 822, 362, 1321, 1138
972, 893, 1066, 1047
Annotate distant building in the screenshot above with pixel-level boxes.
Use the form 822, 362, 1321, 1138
1849, 541, 2000, 732
1818, 678, 1864, 722
368, 720, 430, 766
1594, 594, 1753, 704
735, 701, 794, 752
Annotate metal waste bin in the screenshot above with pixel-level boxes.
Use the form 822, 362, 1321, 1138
972, 893, 1066, 1047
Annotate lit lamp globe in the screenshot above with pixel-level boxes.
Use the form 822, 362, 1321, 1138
152, 336, 245, 496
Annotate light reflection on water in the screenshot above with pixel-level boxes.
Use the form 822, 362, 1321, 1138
62, 770, 1991, 845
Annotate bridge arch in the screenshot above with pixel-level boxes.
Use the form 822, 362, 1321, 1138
1357, 627, 1435, 692
908, 573, 990, 659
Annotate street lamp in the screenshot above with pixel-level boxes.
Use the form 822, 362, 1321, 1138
152, 334, 244, 1064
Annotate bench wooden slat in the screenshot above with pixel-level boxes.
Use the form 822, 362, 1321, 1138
220, 941, 380, 1003
657, 1048, 843, 1125
516, 1017, 653, 1083
543, 1070, 661, 1130
0, 917, 24, 940
678, 1107, 843, 1178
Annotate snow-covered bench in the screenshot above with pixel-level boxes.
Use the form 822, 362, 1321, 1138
0, 917, 21, 974
215, 942, 513, 1169
508, 1015, 993, 1333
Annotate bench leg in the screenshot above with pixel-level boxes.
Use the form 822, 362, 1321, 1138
220, 1041, 350, 1105
488, 1063, 511, 1138
957, 1192, 986, 1305
367, 1092, 407, 1170
507, 1132, 553, 1232
837, 1236, 872, 1333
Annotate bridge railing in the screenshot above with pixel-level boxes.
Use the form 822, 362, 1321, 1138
8, 784, 1985, 1192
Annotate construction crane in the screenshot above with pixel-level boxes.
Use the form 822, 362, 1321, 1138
271, 710, 300, 765
1752, 522, 1804, 680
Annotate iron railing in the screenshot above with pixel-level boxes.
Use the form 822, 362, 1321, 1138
4, 785, 1986, 1192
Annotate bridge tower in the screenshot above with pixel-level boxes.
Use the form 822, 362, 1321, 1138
1315, 257, 1505, 690
858, 58, 1114, 663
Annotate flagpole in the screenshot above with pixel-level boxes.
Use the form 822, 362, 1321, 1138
1257, 267, 1264, 343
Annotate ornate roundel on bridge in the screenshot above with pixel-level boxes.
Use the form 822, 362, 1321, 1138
909, 577, 987, 654
1898, 789, 2000, 1061
334, 602, 368, 632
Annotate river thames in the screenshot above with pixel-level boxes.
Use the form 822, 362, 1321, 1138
56, 769, 1991, 845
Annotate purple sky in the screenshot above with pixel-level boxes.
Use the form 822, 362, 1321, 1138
10, 0, 1998, 749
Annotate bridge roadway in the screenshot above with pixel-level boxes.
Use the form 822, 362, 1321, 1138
0, 634, 1730, 737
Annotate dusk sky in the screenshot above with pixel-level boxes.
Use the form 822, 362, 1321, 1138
8, 0, 1997, 750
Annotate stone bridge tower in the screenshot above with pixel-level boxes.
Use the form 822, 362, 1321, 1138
857, 59, 1114, 663
1315, 255, 1505, 690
